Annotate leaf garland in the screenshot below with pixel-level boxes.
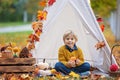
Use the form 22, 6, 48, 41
26, 0, 56, 52
48, 0, 56, 6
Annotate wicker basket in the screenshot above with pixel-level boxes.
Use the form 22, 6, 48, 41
109, 44, 120, 77
2, 52, 13, 58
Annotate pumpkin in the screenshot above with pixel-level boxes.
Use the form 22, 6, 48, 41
70, 57, 76, 61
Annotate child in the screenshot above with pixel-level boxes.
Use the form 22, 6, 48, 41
54, 30, 90, 78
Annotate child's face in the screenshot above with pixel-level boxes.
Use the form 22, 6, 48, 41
64, 34, 76, 48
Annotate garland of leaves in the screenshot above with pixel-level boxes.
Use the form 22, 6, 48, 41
26, 0, 56, 52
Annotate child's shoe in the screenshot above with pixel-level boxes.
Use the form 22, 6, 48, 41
50, 69, 57, 74
79, 71, 91, 79
50, 69, 63, 79
80, 71, 91, 76
69, 71, 80, 78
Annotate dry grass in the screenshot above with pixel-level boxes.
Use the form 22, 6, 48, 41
103, 26, 116, 48
103, 26, 120, 77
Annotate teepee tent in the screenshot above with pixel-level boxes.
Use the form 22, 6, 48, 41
32, 0, 117, 73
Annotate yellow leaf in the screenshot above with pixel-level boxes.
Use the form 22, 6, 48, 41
39, 77, 44, 80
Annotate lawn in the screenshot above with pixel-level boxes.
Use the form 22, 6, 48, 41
0, 22, 30, 28
0, 31, 32, 48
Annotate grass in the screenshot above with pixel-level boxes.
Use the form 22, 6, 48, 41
103, 26, 116, 48
0, 22, 31, 28
0, 31, 32, 48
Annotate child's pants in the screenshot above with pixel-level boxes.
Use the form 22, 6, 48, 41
55, 62, 90, 75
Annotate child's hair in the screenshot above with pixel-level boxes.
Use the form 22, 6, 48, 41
63, 30, 78, 41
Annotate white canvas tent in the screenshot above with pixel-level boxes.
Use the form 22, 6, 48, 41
32, 0, 117, 73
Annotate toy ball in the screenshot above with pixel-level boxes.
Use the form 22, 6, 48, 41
110, 64, 119, 72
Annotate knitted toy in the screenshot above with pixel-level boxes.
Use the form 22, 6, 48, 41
110, 64, 119, 72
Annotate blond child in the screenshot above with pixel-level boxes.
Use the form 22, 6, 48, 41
54, 30, 90, 78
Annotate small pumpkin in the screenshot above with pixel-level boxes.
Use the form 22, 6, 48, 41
70, 57, 77, 61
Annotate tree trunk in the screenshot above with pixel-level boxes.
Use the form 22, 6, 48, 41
23, 10, 28, 23
116, 0, 120, 41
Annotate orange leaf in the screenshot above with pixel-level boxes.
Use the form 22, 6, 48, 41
37, 10, 48, 20
39, 0, 47, 7
43, 11, 48, 20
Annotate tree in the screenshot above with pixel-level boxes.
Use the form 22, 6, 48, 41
90, 0, 120, 41
0, 0, 41, 22
91, 0, 116, 17
0, 0, 18, 21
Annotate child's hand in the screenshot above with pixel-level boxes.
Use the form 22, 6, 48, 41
67, 60, 76, 68
75, 59, 80, 65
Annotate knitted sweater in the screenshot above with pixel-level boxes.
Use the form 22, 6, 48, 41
58, 45, 84, 67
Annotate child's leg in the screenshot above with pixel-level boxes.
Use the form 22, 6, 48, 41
54, 62, 71, 75
72, 62, 90, 73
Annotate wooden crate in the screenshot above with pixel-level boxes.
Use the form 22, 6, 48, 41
0, 58, 36, 73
